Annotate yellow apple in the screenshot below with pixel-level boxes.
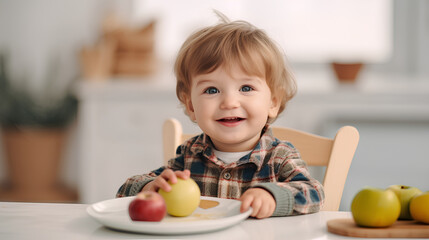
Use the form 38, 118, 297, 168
387, 185, 422, 220
410, 192, 429, 224
351, 187, 400, 227
158, 178, 201, 217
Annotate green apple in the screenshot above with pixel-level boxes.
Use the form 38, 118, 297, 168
387, 185, 422, 220
158, 178, 201, 217
351, 187, 400, 227
410, 191, 429, 224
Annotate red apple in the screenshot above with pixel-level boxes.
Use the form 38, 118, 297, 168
128, 191, 166, 221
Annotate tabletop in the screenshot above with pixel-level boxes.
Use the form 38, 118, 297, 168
0, 201, 400, 240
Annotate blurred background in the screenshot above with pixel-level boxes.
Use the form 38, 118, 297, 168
0, 0, 428, 211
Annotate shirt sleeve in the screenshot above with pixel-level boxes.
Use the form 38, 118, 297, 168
254, 147, 325, 216
115, 145, 186, 198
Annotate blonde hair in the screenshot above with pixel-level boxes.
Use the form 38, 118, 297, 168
174, 13, 296, 123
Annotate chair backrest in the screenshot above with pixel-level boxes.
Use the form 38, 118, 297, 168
162, 118, 359, 211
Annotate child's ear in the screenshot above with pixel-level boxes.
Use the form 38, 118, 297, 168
268, 96, 281, 119
184, 97, 197, 122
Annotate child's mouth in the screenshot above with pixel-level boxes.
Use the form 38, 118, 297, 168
217, 117, 245, 123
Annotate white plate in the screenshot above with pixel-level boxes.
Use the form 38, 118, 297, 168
87, 196, 252, 235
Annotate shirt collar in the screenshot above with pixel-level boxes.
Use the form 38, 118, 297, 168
189, 125, 277, 171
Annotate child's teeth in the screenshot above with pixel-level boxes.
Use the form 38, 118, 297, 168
223, 117, 239, 122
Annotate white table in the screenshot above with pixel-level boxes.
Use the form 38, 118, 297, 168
0, 201, 399, 240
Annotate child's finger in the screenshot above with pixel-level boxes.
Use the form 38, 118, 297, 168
250, 199, 262, 218
175, 169, 191, 179
183, 169, 191, 177
256, 203, 270, 219
155, 177, 172, 192
239, 195, 253, 213
160, 169, 177, 184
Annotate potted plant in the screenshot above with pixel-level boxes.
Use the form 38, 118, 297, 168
0, 54, 78, 202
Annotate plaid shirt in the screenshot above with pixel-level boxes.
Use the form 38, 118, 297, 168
116, 126, 324, 216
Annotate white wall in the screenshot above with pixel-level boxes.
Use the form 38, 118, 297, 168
326, 120, 429, 211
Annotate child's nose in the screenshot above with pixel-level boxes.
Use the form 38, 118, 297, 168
220, 92, 240, 109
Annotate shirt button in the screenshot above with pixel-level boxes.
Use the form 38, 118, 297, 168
224, 172, 231, 180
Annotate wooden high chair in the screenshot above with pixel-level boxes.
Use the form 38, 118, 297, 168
162, 118, 359, 211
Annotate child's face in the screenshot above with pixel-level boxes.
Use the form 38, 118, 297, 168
185, 64, 280, 152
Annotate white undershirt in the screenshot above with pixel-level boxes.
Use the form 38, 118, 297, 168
213, 149, 252, 164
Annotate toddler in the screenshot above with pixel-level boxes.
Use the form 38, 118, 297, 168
117, 14, 324, 219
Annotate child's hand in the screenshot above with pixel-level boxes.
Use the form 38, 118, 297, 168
239, 188, 276, 219
142, 169, 190, 193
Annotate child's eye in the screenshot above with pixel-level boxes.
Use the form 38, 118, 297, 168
240, 85, 254, 92
204, 87, 219, 94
